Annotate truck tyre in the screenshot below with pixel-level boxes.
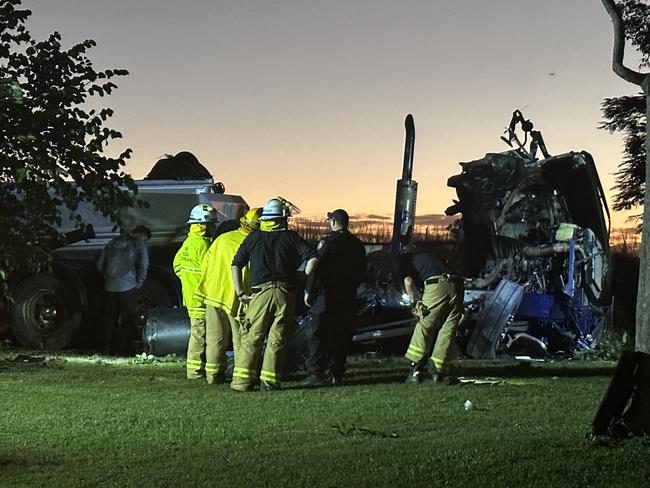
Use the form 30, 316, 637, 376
138, 266, 181, 309
10, 274, 82, 350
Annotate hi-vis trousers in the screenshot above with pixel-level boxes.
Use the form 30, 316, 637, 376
186, 307, 239, 383
230, 282, 295, 391
206, 306, 240, 383
405, 277, 463, 375
186, 316, 207, 380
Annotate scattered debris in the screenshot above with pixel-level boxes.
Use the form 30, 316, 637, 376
46, 357, 65, 369
333, 423, 399, 438
459, 378, 505, 386
12, 354, 45, 363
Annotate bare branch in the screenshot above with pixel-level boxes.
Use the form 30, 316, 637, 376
601, 0, 647, 87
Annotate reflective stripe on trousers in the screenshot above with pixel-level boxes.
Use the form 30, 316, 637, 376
404, 281, 463, 375
230, 282, 295, 391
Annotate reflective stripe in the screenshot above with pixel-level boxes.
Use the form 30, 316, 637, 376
204, 297, 233, 310
178, 266, 202, 274
407, 346, 425, 359
205, 362, 219, 374
234, 366, 255, 374
233, 366, 257, 379
432, 356, 448, 374
187, 359, 204, 367
260, 370, 277, 381
233, 372, 256, 380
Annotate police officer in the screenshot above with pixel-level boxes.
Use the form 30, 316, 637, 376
301, 209, 366, 386
396, 251, 464, 384
230, 197, 318, 392
173, 204, 216, 380
193, 207, 262, 384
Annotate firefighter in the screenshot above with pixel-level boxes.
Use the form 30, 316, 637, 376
301, 209, 366, 386
193, 207, 262, 384
395, 251, 464, 384
173, 204, 217, 380
230, 197, 318, 392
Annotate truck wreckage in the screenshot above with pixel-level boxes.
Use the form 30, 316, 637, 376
353, 110, 612, 361
450, 110, 611, 358
3, 112, 612, 364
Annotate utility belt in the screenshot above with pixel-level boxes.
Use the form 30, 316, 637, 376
250, 281, 295, 294
424, 274, 462, 286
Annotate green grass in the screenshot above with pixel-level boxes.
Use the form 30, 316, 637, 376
1, 353, 648, 488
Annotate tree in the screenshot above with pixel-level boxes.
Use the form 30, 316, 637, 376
0, 0, 140, 292
591, 0, 650, 439
602, 0, 650, 353
601, 1, 649, 219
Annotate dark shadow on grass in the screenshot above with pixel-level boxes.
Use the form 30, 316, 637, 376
454, 360, 616, 378
284, 366, 408, 388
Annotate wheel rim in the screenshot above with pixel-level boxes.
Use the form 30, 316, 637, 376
24, 290, 64, 335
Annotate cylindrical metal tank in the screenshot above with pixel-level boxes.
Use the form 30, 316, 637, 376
144, 307, 190, 356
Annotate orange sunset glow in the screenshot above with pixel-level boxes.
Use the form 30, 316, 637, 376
22, 0, 642, 232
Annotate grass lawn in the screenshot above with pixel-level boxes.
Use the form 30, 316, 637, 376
1, 352, 648, 488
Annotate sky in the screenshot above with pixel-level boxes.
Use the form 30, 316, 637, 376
20, 0, 644, 228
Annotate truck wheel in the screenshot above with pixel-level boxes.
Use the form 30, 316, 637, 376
137, 266, 181, 309
10, 274, 82, 350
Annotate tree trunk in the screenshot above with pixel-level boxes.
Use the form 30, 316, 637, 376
637, 88, 650, 354
593, 0, 650, 439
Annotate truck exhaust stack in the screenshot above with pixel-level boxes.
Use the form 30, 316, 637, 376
391, 114, 418, 255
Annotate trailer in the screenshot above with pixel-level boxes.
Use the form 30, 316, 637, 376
6, 158, 248, 351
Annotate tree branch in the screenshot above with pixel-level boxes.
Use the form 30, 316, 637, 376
601, 0, 647, 87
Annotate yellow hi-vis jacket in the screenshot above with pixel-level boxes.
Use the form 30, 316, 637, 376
173, 224, 210, 318
194, 227, 251, 317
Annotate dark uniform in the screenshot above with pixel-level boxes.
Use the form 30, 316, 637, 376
230, 229, 317, 391
397, 252, 464, 379
304, 229, 366, 383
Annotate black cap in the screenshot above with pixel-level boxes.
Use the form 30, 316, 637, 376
327, 209, 349, 227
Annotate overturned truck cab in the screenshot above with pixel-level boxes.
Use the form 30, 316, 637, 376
447, 111, 612, 359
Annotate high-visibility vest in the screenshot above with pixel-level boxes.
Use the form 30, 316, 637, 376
194, 227, 251, 317
173, 226, 210, 318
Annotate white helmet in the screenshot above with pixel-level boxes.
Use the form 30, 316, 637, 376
187, 204, 217, 223
260, 198, 288, 220
260, 197, 300, 221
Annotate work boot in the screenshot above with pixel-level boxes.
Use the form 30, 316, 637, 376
405, 362, 425, 383
207, 372, 226, 385
299, 374, 328, 388
428, 360, 459, 385
432, 374, 460, 386
261, 380, 281, 391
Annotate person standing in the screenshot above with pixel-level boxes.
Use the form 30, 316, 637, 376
396, 251, 464, 384
230, 197, 317, 392
193, 207, 262, 384
173, 204, 217, 380
97, 225, 151, 355
301, 209, 366, 386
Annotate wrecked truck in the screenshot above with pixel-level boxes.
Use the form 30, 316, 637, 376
148, 111, 613, 365
446, 110, 612, 359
